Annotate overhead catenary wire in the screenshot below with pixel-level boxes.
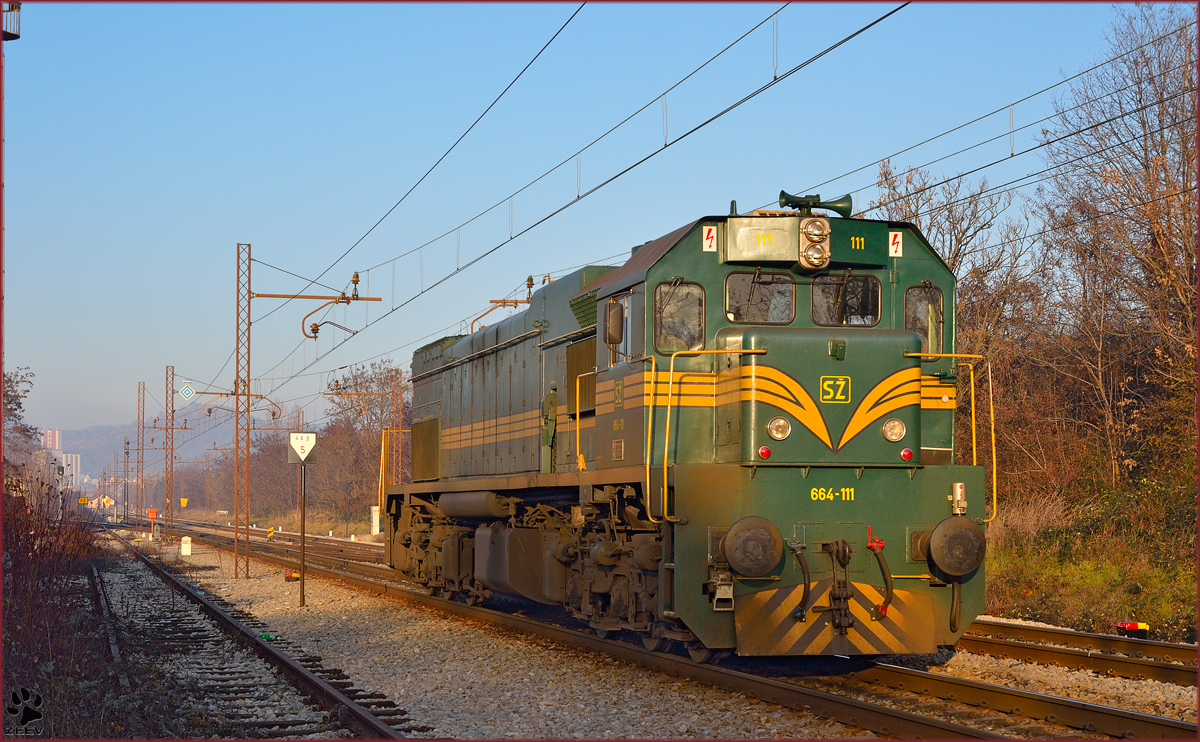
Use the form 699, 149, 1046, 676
757, 19, 1196, 212
834, 59, 1195, 214
183, 18, 1193, 412
863, 86, 1195, 217
357, 1, 792, 276
251, 1, 801, 389
232, 12, 1192, 439
954, 186, 1197, 263
253, 3, 909, 398
905, 113, 1193, 225
254, 3, 586, 326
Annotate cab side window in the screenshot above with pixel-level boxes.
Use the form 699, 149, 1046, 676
654, 280, 705, 353
904, 282, 944, 355
811, 274, 880, 327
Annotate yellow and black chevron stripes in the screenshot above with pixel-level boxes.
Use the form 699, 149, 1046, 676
739, 366, 832, 449
920, 375, 957, 410
837, 367, 921, 449
732, 581, 936, 655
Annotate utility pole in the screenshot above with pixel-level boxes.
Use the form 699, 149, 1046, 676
230, 245, 377, 579
136, 381, 145, 514
207, 442, 233, 521
235, 243, 252, 579
165, 365, 174, 530
145, 369, 191, 532
123, 437, 130, 523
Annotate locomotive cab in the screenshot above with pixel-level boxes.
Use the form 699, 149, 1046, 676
387, 189, 988, 660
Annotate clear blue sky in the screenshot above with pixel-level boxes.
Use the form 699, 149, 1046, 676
5, 2, 1130, 462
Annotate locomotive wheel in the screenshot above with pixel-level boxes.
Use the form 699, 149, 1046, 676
464, 593, 482, 606
595, 628, 612, 639
641, 633, 667, 652
686, 641, 714, 664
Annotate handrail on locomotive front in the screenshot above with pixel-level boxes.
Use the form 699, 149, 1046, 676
574, 370, 599, 472
652, 349, 768, 523
905, 352, 998, 524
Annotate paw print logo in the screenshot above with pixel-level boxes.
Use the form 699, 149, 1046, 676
6, 687, 43, 728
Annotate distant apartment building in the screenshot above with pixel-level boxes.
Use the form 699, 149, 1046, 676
40, 429, 60, 450
59, 452, 82, 487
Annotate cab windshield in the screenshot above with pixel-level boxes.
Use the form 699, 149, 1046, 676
811, 273, 880, 326
725, 271, 794, 324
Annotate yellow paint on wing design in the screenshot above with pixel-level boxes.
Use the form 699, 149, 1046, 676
837, 367, 921, 449
741, 366, 832, 450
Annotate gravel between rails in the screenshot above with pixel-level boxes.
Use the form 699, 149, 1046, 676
928, 651, 1196, 723
100, 538, 346, 738
152, 539, 868, 740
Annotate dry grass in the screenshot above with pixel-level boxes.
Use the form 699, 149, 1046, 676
2, 472, 115, 737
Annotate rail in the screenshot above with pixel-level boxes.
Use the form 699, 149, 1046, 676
856, 663, 1195, 739
970, 618, 1198, 665
158, 523, 1197, 738
108, 531, 403, 739
906, 352, 997, 523
167, 526, 1003, 739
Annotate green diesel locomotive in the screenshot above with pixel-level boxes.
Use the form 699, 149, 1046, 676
385, 191, 989, 660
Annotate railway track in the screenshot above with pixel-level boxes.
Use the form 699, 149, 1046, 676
961, 620, 1197, 687
143, 523, 1195, 739
155, 519, 1198, 684
102, 531, 415, 739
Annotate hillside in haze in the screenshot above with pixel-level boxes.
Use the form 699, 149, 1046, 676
61, 424, 139, 478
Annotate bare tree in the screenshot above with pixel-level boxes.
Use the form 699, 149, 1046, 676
1037, 4, 1197, 476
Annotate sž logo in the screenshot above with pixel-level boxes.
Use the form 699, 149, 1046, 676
819, 375, 851, 403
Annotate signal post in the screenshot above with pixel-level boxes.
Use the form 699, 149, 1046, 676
288, 432, 316, 606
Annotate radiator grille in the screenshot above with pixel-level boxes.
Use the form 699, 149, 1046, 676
412, 418, 441, 482
566, 337, 596, 414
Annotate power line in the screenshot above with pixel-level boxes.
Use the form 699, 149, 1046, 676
863, 85, 1195, 216
227, 2, 791, 394
358, 2, 791, 276
833, 59, 1194, 216
253, 3, 909, 396
251, 258, 342, 294
757, 19, 1197, 211
955, 186, 1196, 264
255, 3, 587, 326
909, 113, 1192, 224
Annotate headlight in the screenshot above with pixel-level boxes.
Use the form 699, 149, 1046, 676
801, 217, 829, 242
799, 242, 830, 269
766, 416, 792, 440
881, 418, 906, 442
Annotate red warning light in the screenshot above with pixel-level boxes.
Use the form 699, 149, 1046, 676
900, 448, 913, 461
758, 445, 772, 459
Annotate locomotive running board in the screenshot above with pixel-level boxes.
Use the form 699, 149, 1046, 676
733, 580, 937, 655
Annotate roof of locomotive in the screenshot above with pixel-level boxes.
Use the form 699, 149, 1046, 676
574, 213, 951, 302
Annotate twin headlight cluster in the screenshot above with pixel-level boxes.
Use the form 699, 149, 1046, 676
764, 415, 906, 442
798, 217, 832, 270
